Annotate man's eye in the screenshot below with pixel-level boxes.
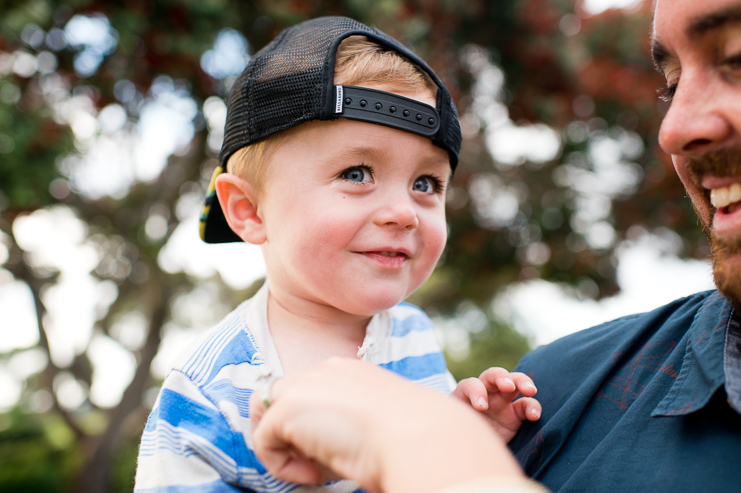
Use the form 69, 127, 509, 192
412, 177, 434, 193
722, 53, 741, 69
341, 167, 370, 183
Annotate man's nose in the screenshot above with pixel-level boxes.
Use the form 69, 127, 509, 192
373, 191, 419, 230
658, 73, 733, 157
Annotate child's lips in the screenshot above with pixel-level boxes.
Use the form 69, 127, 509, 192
354, 249, 411, 268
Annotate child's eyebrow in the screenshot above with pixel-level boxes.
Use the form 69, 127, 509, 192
324, 143, 452, 178
332, 145, 450, 169
332, 145, 391, 161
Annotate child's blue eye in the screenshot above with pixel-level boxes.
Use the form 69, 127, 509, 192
341, 167, 370, 183
413, 177, 433, 193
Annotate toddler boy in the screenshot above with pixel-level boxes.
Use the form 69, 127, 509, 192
135, 17, 540, 493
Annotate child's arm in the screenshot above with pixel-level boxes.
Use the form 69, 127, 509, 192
450, 367, 541, 443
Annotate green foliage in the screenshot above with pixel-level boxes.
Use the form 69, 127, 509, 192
110, 435, 140, 493
0, 83, 74, 211
446, 318, 532, 380
0, 409, 145, 493
0, 411, 79, 493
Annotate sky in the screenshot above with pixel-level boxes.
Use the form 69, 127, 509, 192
0, 0, 695, 412
583, 0, 643, 15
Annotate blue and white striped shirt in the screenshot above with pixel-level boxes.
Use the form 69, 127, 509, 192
135, 283, 455, 493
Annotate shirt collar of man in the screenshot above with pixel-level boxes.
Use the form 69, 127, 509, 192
652, 291, 741, 416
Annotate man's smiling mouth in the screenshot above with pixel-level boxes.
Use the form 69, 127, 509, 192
710, 181, 741, 213
700, 175, 741, 238
689, 149, 741, 218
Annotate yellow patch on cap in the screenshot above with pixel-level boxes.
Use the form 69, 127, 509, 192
199, 165, 225, 241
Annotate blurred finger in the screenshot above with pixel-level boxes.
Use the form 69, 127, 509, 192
479, 367, 516, 394
267, 453, 323, 485
452, 377, 490, 410
252, 403, 323, 485
257, 372, 282, 409
512, 397, 542, 422
249, 390, 268, 432
511, 372, 538, 397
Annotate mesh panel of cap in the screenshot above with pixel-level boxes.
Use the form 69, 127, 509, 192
202, 16, 462, 243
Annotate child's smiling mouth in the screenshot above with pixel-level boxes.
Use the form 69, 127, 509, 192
354, 249, 411, 269
377, 251, 405, 257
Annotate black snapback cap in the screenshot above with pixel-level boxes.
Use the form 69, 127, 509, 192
200, 16, 462, 243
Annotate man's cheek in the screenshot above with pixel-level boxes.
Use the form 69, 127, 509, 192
673, 154, 712, 227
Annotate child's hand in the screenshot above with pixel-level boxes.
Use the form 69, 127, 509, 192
451, 367, 541, 443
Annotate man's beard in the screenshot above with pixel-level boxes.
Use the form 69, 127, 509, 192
687, 149, 741, 307
707, 231, 741, 307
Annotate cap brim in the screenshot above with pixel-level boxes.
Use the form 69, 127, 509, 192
200, 166, 243, 243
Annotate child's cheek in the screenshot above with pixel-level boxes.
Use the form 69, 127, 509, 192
411, 215, 448, 287
425, 210, 449, 258
294, 212, 356, 265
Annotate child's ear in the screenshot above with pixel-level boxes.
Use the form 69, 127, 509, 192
214, 173, 266, 245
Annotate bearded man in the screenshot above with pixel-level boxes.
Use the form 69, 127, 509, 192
507, 0, 741, 490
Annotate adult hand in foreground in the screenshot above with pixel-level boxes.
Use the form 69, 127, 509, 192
250, 358, 540, 493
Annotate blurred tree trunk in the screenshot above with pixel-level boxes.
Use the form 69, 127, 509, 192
70, 274, 169, 493
1, 217, 86, 440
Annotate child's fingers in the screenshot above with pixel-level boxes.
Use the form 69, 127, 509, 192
452, 377, 490, 411
249, 390, 268, 431
512, 397, 542, 423
478, 367, 517, 394
510, 372, 538, 397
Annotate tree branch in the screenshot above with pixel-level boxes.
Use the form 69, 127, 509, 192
0, 216, 86, 440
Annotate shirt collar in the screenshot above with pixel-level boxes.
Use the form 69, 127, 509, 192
242, 280, 389, 373
722, 308, 741, 413
653, 291, 734, 416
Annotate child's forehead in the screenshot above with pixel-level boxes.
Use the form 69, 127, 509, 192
278, 118, 451, 169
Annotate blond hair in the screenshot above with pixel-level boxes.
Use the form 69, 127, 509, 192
227, 35, 437, 190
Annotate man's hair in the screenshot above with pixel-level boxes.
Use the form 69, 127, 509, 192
226, 35, 437, 191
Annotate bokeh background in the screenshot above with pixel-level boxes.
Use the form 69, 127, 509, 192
0, 0, 716, 491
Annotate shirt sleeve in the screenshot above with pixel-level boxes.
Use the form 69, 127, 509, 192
445, 369, 458, 394
134, 370, 258, 492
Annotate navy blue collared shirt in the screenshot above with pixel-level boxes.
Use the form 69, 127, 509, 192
510, 290, 741, 492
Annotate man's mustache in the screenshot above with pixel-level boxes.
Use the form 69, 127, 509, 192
687, 149, 741, 187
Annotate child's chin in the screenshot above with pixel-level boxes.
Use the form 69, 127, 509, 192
341, 295, 405, 317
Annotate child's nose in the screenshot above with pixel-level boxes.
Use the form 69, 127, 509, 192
373, 193, 419, 230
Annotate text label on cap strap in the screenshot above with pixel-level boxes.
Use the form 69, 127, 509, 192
335, 85, 344, 114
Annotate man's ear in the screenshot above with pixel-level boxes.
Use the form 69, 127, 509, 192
214, 173, 266, 245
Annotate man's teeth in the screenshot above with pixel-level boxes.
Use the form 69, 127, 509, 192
710, 182, 741, 208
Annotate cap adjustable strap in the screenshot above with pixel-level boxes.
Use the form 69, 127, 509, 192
335, 85, 441, 138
